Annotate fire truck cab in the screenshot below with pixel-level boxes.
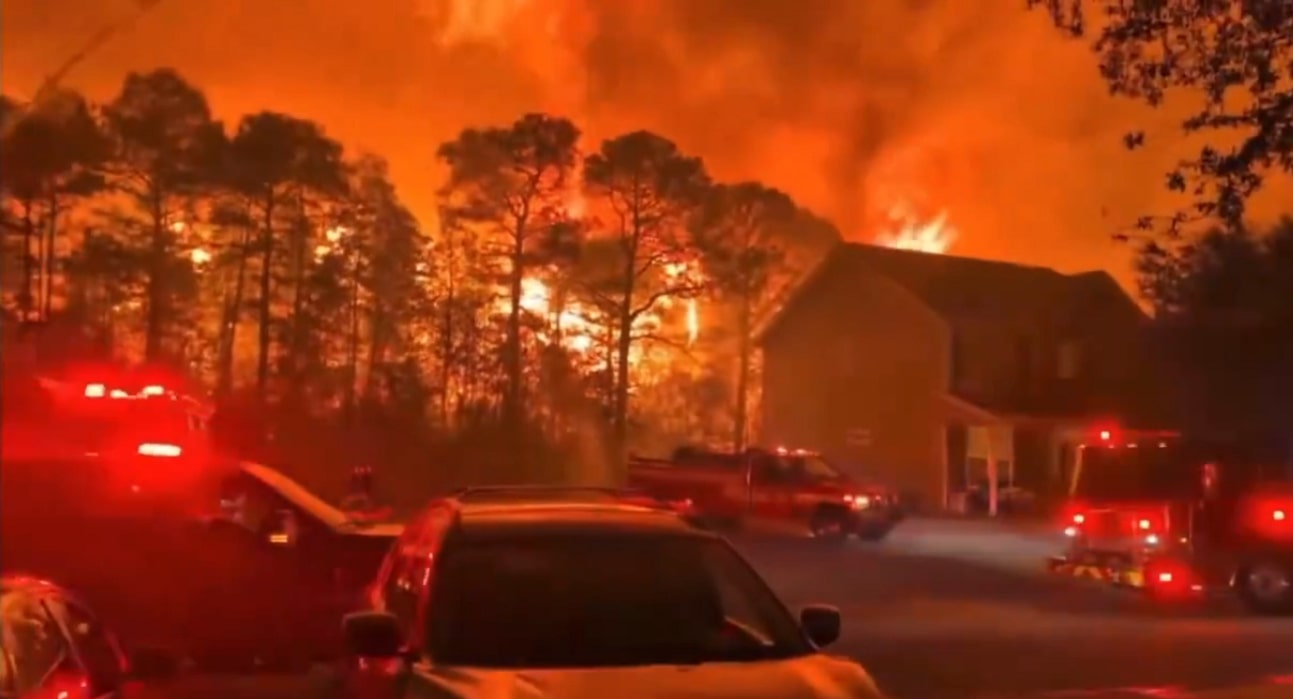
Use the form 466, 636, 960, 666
1048, 426, 1293, 615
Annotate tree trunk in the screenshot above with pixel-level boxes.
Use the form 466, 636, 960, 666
255, 191, 276, 400
365, 304, 387, 400
41, 192, 59, 320
612, 301, 633, 450
20, 199, 37, 318
503, 228, 526, 428
143, 192, 167, 361
611, 234, 638, 456
217, 225, 251, 397
286, 197, 310, 403
733, 292, 753, 451
344, 250, 361, 421
438, 262, 455, 426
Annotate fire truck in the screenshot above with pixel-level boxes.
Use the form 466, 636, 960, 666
1, 350, 397, 669
1047, 426, 1293, 615
628, 446, 903, 541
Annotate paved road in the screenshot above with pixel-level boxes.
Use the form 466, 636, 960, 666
162, 518, 1293, 698
736, 519, 1293, 698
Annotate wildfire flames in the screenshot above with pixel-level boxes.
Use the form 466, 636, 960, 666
876, 209, 955, 254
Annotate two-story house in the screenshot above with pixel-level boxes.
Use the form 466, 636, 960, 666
757, 243, 1167, 510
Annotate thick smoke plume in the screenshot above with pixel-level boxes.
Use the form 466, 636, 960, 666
3, 0, 1290, 281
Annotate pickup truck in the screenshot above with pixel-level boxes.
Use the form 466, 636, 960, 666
628, 446, 903, 541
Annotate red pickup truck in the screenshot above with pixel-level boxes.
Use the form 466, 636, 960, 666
628, 447, 903, 541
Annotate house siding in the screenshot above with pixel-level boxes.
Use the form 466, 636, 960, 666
762, 265, 949, 508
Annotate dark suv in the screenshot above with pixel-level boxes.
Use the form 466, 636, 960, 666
340, 489, 884, 699
1, 455, 397, 671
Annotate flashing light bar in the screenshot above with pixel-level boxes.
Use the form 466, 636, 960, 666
137, 442, 182, 458
83, 382, 174, 400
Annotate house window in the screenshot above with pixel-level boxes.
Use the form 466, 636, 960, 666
1057, 341, 1082, 380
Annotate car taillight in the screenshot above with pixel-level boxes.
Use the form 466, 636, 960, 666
137, 442, 182, 457
84, 382, 107, 398
141, 384, 166, 397
1275, 509, 1287, 522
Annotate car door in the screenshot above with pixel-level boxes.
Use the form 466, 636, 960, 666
196, 473, 307, 667
749, 454, 796, 524
54, 599, 128, 698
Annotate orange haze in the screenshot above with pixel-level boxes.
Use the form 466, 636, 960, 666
3, 0, 1290, 292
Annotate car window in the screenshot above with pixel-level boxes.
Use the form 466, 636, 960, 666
0, 592, 68, 693
425, 533, 809, 668
58, 602, 125, 696
218, 471, 280, 533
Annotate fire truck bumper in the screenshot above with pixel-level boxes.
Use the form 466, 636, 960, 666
1046, 554, 1212, 598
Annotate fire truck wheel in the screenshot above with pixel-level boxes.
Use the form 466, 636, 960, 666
809, 506, 850, 542
1236, 560, 1293, 616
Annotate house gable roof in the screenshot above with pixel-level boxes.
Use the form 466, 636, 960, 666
756, 242, 1140, 344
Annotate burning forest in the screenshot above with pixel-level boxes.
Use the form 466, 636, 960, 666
0, 69, 960, 483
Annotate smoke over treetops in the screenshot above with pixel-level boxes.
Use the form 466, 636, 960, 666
3, 0, 1290, 285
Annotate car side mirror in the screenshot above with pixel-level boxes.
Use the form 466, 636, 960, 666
343, 611, 405, 659
799, 604, 841, 648
128, 646, 181, 681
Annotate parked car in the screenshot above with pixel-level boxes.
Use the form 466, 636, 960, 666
339, 488, 887, 699
0, 575, 178, 699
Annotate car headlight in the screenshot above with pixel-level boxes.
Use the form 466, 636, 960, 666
845, 494, 872, 509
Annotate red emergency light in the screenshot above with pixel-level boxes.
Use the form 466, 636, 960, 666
82, 381, 172, 400
137, 442, 182, 458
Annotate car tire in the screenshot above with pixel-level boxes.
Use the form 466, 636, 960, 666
854, 521, 895, 542
1237, 560, 1293, 616
809, 507, 849, 543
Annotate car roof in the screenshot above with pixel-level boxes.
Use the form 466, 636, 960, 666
453, 501, 712, 540
0, 575, 77, 604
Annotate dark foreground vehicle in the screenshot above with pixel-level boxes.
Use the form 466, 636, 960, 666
1048, 428, 1293, 615
0, 575, 178, 699
629, 447, 903, 541
2, 364, 399, 669
338, 491, 885, 699
1, 455, 398, 671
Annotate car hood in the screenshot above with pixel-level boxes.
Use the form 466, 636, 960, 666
411, 655, 885, 699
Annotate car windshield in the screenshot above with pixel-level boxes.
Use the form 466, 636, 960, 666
426, 533, 810, 668
1074, 443, 1196, 501
782, 453, 843, 481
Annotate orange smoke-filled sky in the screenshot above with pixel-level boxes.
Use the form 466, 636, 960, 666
3, 0, 1290, 291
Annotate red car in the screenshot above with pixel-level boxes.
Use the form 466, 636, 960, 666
628, 447, 903, 541
0, 575, 178, 699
